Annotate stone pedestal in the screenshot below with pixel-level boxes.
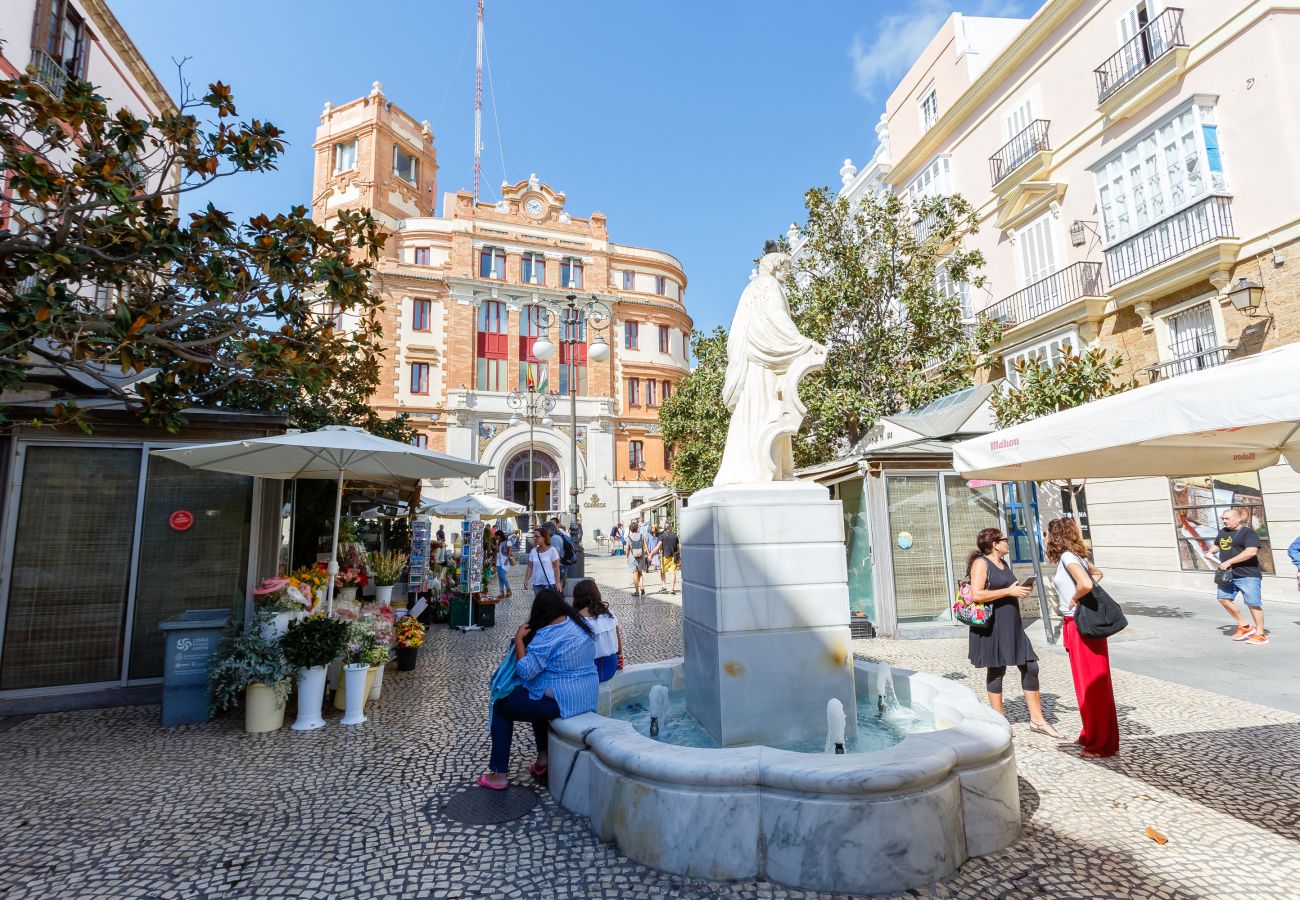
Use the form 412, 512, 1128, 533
681, 482, 857, 748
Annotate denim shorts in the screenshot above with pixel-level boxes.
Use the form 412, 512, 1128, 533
1218, 575, 1263, 608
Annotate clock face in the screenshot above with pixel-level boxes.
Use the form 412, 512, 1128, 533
525, 198, 544, 218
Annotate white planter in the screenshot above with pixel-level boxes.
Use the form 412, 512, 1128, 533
326, 658, 341, 692
338, 585, 357, 604
291, 665, 329, 731
368, 662, 386, 700
339, 663, 370, 726
374, 584, 394, 605
260, 610, 300, 641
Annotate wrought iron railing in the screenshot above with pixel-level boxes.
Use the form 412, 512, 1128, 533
1094, 8, 1186, 103
29, 48, 68, 99
989, 120, 1051, 186
1104, 195, 1234, 285
1146, 344, 1235, 382
981, 261, 1105, 328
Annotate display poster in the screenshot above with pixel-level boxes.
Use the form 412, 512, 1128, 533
410, 518, 431, 593
469, 521, 486, 594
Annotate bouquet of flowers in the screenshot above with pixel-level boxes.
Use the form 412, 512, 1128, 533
395, 616, 426, 649
336, 566, 362, 587
292, 565, 330, 611
366, 550, 409, 587
343, 617, 379, 665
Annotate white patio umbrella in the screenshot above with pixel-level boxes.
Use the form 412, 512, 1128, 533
423, 493, 526, 519
151, 425, 488, 611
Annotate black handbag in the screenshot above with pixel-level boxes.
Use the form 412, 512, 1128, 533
1067, 559, 1128, 639
1213, 568, 1234, 587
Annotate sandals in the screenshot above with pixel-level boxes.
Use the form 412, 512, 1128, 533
478, 774, 508, 791
529, 761, 549, 779
1028, 722, 1064, 739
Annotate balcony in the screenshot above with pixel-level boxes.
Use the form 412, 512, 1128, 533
1146, 344, 1235, 383
983, 261, 1105, 330
29, 48, 68, 99
1104, 196, 1235, 286
1094, 9, 1189, 118
989, 120, 1051, 188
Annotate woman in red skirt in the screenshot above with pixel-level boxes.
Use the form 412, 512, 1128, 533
1046, 517, 1120, 758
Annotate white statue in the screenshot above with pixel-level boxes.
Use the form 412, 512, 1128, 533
714, 246, 826, 486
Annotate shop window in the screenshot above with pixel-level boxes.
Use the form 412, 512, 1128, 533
1170, 474, 1273, 573
1061, 486, 1091, 540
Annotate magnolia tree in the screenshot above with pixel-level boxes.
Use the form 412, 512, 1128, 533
0, 67, 406, 438
658, 327, 730, 492
787, 187, 1002, 467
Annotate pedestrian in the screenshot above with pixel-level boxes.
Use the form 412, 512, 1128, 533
624, 521, 650, 596
525, 527, 561, 597
480, 588, 597, 790
654, 523, 681, 595
1046, 517, 1119, 759
966, 527, 1062, 738
1213, 507, 1267, 644
436, 524, 445, 546
573, 579, 623, 682
548, 516, 574, 592
1290, 535, 1300, 591
495, 532, 513, 601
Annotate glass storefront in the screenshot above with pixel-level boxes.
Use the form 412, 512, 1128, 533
838, 478, 874, 620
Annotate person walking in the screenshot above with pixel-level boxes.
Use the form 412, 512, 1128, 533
966, 527, 1062, 738
1046, 518, 1119, 759
1214, 507, 1267, 644
654, 524, 681, 595
624, 521, 650, 596
1289, 535, 1300, 591
494, 533, 513, 601
573, 579, 623, 682
525, 527, 561, 598
480, 588, 597, 790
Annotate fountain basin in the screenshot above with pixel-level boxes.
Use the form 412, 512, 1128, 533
548, 658, 1019, 895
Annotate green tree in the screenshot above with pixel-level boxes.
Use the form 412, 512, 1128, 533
990, 345, 1138, 428
0, 66, 401, 437
787, 187, 1002, 467
659, 327, 730, 492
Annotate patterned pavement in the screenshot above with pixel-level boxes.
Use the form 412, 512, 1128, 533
0, 551, 1298, 898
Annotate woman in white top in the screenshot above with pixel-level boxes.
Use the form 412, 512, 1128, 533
1046, 517, 1119, 759
572, 579, 622, 682
623, 522, 651, 597
525, 527, 561, 597
494, 533, 513, 600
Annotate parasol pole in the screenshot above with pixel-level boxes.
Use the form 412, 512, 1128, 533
326, 470, 344, 615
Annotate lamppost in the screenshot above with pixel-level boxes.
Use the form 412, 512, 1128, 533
506, 385, 556, 529
529, 293, 612, 568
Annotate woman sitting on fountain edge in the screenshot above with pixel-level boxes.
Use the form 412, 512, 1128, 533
480, 589, 598, 790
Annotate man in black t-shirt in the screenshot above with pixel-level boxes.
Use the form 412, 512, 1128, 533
1213, 507, 1266, 645
654, 527, 681, 595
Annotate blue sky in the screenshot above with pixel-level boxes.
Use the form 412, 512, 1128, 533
113, 0, 1037, 335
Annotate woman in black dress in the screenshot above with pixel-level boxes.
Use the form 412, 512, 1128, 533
967, 527, 1062, 738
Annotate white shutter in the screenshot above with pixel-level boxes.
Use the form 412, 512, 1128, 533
1005, 99, 1033, 140
1020, 214, 1057, 286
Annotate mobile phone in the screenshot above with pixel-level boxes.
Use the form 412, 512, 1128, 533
1019, 576, 1037, 589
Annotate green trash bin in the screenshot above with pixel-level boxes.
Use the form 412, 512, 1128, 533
159, 609, 230, 726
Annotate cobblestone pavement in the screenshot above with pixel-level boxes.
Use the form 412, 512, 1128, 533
1, 551, 1298, 899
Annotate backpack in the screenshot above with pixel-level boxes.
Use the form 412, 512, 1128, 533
552, 529, 577, 566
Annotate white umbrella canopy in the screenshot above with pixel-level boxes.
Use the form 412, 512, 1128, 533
152, 425, 488, 610
423, 493, 526, 519
953, 343, 1300, 481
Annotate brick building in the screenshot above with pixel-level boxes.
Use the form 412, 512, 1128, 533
311, 84, 692, 527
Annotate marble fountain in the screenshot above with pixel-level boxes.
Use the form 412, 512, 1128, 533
546, 248, 1020, 896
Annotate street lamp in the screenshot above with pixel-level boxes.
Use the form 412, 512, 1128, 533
528, 292, 612, 567
506, 385, 556, 529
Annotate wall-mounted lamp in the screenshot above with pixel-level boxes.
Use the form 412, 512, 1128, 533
1227, 277, 1264, 315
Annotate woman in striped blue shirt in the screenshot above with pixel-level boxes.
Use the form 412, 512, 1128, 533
480, 589, 598, 790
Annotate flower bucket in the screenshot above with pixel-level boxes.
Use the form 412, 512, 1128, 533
291, 665, 328, 731
338, 585, 358, 604
339, 663, 370, 726
244, 683, 286, 734
395, 645, 418, 672
374, 584, 394, 605
334, 664, 378, 711
368, 663, 386, 701
259, 611, 299, 641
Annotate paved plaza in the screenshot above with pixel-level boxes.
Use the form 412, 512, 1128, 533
1, 553, 1298, 898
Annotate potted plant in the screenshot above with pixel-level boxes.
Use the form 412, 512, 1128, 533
336, 566, 362, 604
251, 577, 312, 639
281, 614, 350, 731
366, 550, 408, 605
430, 593, 451, 625
208, 619, 294, 734
368, 610, 395, 700
394, 616, 426, 671
335, 618, 378, 725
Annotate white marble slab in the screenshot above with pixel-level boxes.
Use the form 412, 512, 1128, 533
683, 581, 851, 633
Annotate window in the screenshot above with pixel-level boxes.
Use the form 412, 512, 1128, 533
334, 139, 357, 173
1170, 473, 1273, 573
561, 257, 583, 289
410, 362, 430, 395
394, 145, 418, 184
1093, 101, 1222, 245
622, 270, 635, 290
1158, 300, 1223, 376
475, 300, 508, 390
411, 298, 431, 332
413, 247, 431, 266
628, 378, 640, 405
1005, 98, 1034, 141
1004, 330, 1077, 387
1017, 213, 1058, 288
624, 321, 639, 349
42, 1, 89, 79
479, 246, 506, 280
327, 302, 343, 330
935, 267, 973, 320
522, 252, 545, 286
411, 434, 429, 449
519, 361, 545, 393
559, 312, 588, 396
657, 324, 670, 354
478, 358, 508, 391
662, 380, 672, 401
629, 441, 645, 470
559, 363, 588, 396
646, 379, 656, 407
654, 275, 667, 296
907, 156, 953, 201
919, 86, 938, 131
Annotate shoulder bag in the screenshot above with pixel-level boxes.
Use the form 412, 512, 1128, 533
1066, 556, 1128, 639
952, 577, 992, 627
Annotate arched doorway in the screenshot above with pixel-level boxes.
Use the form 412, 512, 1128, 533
502, 450, 559, 526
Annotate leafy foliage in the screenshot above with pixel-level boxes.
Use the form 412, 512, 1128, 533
207, 617, 293, 714
991, 345, 1138, 428
787, 187, 1002, 466
281, 613, 350, 670
658, 327, 731, 491
0, 66, 404, 437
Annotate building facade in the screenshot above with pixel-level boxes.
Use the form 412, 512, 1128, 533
310, 85, 692, 528
871, 1, 1300, 601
